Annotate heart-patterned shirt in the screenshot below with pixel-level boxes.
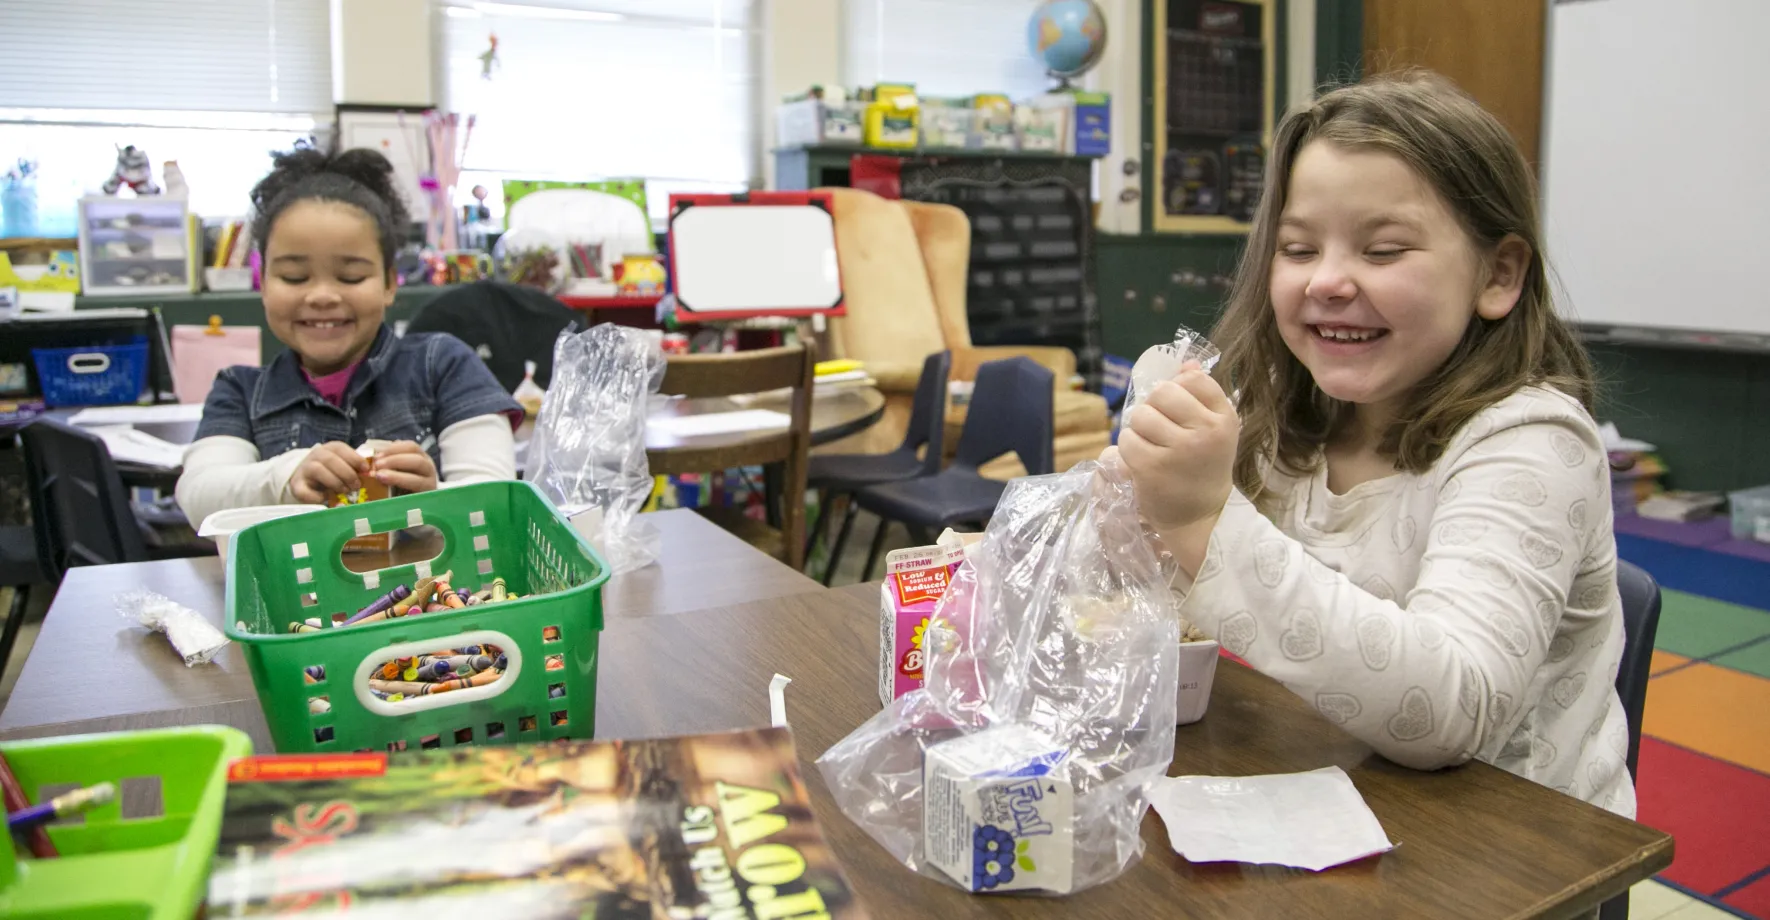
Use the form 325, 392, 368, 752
1176, 386, 1635, 817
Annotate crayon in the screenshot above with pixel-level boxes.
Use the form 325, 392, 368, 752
427, 668, 503, 695
305, 665, 326, 683
344, 585, 412, 626
457, 587, 472, 603
471, 588, 493, 604
424, 603, 448, 613
391, 576, 438, 617
308, 697, 332, 715
491, 578, 506, 602
288, 622, 321, 634
8, 782, 115, 831
439, 590, 465, 610
0, 752, 55, 858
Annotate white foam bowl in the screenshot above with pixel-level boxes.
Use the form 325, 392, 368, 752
198, 504, 325, 569
1176, 639, 1221, 725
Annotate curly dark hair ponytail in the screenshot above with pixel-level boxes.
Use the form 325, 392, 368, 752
250, 147, 412, 275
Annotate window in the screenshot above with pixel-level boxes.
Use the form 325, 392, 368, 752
843, 0, 1052, 101
438, 0, 760, 226
0, 1, 331, 235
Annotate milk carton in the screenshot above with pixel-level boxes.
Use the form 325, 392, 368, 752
923, 724, 1075, 894
878, 542, 964, 705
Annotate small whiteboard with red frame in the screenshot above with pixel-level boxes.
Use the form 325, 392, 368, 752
667, 191, 846, 320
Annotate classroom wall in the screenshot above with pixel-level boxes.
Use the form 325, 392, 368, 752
761, 0, 843, 189
331, 0, 434, 106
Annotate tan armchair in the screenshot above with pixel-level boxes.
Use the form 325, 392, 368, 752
817, 186, 1110, 477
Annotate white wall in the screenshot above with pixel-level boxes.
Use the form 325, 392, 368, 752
761, 0, 843, 188
332, 0, 434, 106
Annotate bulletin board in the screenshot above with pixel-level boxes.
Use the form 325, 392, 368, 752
1151, 0, 1277, 234
336, 104, 434, 224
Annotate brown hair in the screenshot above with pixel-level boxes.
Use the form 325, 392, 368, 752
1211, 70, 1595, 503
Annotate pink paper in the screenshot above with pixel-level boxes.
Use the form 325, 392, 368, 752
171, 325, 261, 404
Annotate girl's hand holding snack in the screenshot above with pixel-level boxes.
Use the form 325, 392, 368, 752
370, 441, 438, 494
290, 442, 370, 505
1112, 362, 1240, 532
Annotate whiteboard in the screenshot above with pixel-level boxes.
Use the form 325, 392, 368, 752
671, 205, 842, 317
1542, 0, 1770, 339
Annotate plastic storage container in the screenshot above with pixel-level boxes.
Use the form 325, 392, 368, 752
1729, 484, 1770, 542
0, 725, 252, 920
30, 339, 148, 406
224, 481, 609, 754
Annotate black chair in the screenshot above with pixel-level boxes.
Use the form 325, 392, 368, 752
852, 357, 1054, 581
808, 351, 951, 585
0, 441, 54, 682
18, 418, 207, 573
1599, 558, 1663, 920
405, 280, 580, 391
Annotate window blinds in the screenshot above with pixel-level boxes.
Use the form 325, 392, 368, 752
0, 0, 334, 116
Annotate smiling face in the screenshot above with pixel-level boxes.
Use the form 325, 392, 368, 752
262, 199, 395, 376
1270, 141, 1522, 431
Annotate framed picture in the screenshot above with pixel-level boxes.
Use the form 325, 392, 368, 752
335, 104, 434, 223
1152, 0, 1278, 234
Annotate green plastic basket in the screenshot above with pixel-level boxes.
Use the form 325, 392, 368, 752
224, 481, 609, 754
0, 725, 252, 920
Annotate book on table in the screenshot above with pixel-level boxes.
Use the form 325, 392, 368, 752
208, 726, 866, 918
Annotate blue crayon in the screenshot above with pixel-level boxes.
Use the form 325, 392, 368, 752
344, 585, 412, 626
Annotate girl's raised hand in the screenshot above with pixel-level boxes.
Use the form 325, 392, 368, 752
1113, 363, 1239, 531
371, 441, 439, 494
290, 442, 369, 505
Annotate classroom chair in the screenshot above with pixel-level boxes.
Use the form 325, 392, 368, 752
807, 350, 950, 585
649, 344, 816, 571
0, 440, 53, 683
1599, 558, 1663, 920
19, 418, 210, 574
405, 280, 580, 391
854, 356, 1054, 581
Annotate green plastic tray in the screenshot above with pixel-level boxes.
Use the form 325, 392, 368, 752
0, 725, 252, 920
224, 481, 609, 754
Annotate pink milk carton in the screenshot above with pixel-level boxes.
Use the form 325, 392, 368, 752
879, 542, 965, 705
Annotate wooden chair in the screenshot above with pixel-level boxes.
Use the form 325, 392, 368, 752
648, 343, 816, 570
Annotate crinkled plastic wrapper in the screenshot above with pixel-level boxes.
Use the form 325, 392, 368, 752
816, 460, 1181, 895
526, 323, 665, 574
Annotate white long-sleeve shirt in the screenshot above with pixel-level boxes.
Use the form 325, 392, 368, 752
1178, 386, 1635, 817
175, 413, 517, 529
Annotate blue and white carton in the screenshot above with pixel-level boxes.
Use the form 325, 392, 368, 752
923, 724, 1075, 894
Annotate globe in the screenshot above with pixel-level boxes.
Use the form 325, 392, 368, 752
1027, 0, 1108, 83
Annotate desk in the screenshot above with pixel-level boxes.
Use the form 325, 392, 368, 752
0, 509, 821, 750
604, 583, 1673, 920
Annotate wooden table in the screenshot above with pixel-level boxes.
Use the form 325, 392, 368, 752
72, 387, 887, 491
595, 583, 1672, 919
0, 509, 821, 751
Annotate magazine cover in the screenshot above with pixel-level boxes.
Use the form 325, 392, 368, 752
208, 727, 866, 919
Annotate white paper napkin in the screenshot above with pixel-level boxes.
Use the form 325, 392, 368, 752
1148, 765, 1395, 871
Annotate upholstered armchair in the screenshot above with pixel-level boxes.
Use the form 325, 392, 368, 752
817, 186, 1110, 477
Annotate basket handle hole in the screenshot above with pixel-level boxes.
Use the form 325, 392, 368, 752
547, 682, 566, 700
388, 740, 409, 753
304, 665, 326, 685
120, 776, 163, 820
518, 715, 538, 733
367, 644, 508, 703
341, 524, 445, 574
308, 695, 331, 716
549, 710, 569, 727
543, 625, 561, 643
300, 592, 319, 608
544, 653, 564, 671
313, 726, 336, 745
486, 721, 506, 740
420, 734, 441, 750
453, 727, 474, 745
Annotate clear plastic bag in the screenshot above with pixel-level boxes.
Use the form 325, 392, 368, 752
816, 460, 1181, 895
526, 323, 665, 574
1122, 323, 1221, 418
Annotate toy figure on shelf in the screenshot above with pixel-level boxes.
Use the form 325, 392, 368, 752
161, 160, 189, 198
101, 145, 160, 195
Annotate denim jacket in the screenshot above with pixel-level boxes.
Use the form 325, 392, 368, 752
194, 325, 520, 470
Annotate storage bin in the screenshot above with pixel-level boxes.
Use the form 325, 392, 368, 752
30, 339, 148, 406
1728, 484, 1770, 542
224, 481, 609, 754
0, 725, 251, 920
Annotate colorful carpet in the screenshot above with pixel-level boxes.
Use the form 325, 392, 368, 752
1619, 515, 1770, 919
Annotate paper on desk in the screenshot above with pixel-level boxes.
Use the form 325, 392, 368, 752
1148, 766, 1395, 871
648, 409, 790, 438
69, 403, 204, 426
88, 425, 185, 468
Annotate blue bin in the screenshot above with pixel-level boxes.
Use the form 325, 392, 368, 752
31, 339, 149, 406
